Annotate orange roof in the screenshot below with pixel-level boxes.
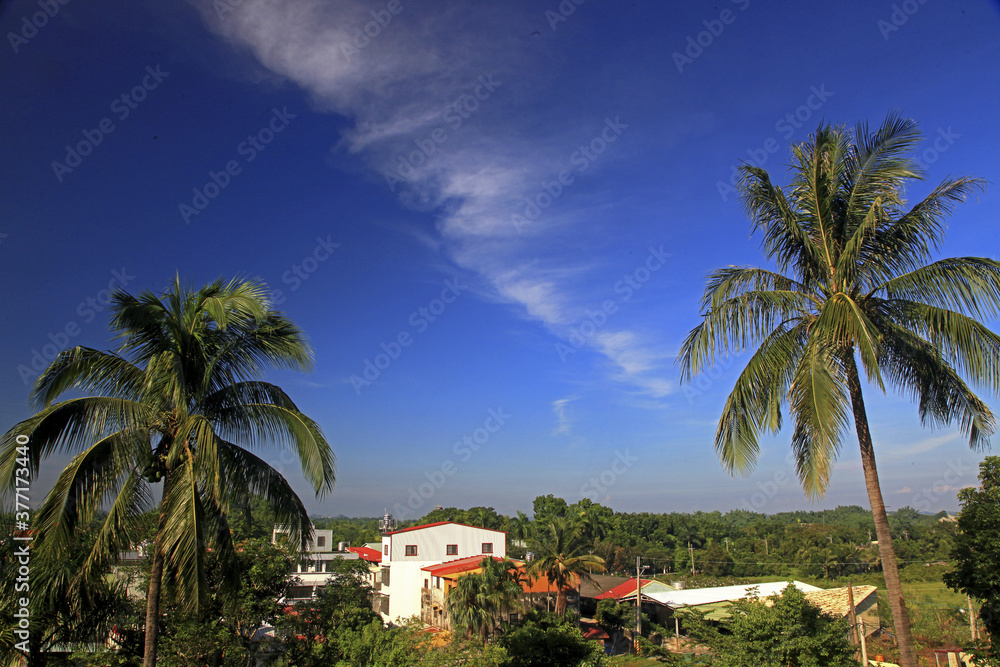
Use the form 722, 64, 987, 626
346, 546, 382, 563
421, 555, 502, 576
595, 579, 655, 600
385, 521, 506, 536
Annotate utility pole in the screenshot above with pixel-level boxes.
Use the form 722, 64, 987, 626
635, 556, 642, 654
764, 535, 768, 556
724, 538, 730, 553
847, 583, 862, 665
688, 542, 695, 575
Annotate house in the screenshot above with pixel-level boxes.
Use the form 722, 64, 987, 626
418, 555, 572, 630
378, 521, 507, 623
634, 580, 823, 626
597, 579, 676, 602
271, 526, 360, 601
801, 585, 880, 636
347, 545, 383, 589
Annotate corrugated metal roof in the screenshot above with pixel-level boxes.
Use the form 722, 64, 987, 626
642, 580, 821, 608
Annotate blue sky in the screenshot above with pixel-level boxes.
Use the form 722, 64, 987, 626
2, 0, 999, 519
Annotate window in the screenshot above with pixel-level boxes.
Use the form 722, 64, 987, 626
424, 578, 429, 589
405, 545, 418, 556
446, 544, 458, 555
384, 544, 389, 555
316, 536, 325, 548
481, 542, 493, 554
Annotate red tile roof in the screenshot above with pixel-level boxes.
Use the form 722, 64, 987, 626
346, 546, 382, 563
421, 555, 502, 576
385, 521, 507, 536
595, 579, 655, 600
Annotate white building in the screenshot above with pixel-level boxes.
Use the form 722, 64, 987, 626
271, 526, 359, 601
378, 521, 506, 623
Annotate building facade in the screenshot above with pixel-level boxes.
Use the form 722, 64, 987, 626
378, 521, 506, 623
271, 526, 359, 601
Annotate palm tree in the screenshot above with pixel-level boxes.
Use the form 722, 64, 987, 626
528, 516, 606, 615
677, 113, 1000, 667
508, 510, 533, 556
0, 277, 336, 667
445, 557, 523, 640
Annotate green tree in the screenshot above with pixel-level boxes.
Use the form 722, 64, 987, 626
685, 585, 855, 667
445, 558, 524, 640
677, 114, 1000, 667
496, 611, 603, 667
945, 456, 1000, 664
528, 517, 605, 615
276, 558, 412, 667
157, 538, 294, 666
532, 495, 568, 526
0, 278, 336, 667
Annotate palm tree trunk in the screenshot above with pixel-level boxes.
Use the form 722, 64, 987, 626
142, 472, 171, 667
844, 355, 917, 667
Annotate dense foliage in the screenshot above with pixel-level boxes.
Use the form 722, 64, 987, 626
945, 456, 1000, 665
682, 585, 857, 667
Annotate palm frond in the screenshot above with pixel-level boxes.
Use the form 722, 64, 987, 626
878, 322, 995, 448
30, 347, 146, 409
788, 338, 851, 497
876, 257, 1000, 321
211, 403, 335, 496
678, 289, 810, 381
714, 323, 806, 475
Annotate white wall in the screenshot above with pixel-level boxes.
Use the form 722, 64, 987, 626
379, 523, 506, 623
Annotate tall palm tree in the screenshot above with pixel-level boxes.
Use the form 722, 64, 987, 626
528, 516, 605, 615
677, 114, 1000, 667
445, 557, 523, 640
0, 277, 336, 667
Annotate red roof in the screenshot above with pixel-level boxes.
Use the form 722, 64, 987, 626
346, 546, 382, 563
421, 555, 502, 576
385, 520, 506, 536
595, 579, 655, 600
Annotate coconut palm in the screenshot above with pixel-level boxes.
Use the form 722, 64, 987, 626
0, 277, 336, 667
528, 516, 605, 615
677, 113, 1000, 667
445, 557, 523, 640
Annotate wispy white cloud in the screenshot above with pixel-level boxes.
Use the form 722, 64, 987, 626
552, 396, 575, 436
189, 0, 673, 399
